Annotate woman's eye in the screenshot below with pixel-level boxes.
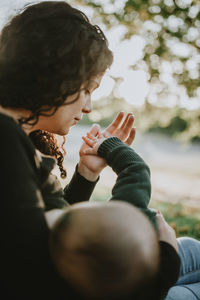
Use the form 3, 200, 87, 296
85, 89, 91, 95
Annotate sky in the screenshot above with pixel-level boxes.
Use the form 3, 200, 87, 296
0, 0, 199, 110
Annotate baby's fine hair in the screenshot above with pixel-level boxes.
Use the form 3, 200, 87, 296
49, 202, 160, 300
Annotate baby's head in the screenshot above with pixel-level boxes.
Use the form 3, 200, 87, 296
49, 201, 159, 299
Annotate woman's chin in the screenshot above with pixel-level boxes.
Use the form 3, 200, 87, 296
61, 129, 70, 136
52, 124, 75, 136
53, 128, 70, 136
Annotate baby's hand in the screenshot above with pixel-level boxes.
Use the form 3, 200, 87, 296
82, 112, 136, 155
156, 211, 178, 252
82, 132, 106, 155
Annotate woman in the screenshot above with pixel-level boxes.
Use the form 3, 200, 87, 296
164, 236, 200, 300
0, 2, 135, 299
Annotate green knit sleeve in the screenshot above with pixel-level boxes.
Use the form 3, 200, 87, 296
98, 137, 157, 229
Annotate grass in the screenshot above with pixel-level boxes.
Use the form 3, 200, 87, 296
91, 190, 200, 241
150, 200, 200, 240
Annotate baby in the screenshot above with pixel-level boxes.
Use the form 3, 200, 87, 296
45, 133, 180, 300
47, 201, 158, 300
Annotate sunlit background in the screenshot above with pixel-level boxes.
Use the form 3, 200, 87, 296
0, 0, 200, 237
1, 0, 200, 112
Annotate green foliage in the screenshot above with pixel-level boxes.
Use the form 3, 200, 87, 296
139, 103, 200, 142
150, 200, 200, 240
76, 0, 200, 99
148, 114, 188, 135
92, 191, 200, 240
74, 0, 200, 141
80, 97, 200, 143
82, 96, 135, 127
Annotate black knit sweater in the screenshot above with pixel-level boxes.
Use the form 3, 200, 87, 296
0, 113, 180, 300
0, 113, 96, 300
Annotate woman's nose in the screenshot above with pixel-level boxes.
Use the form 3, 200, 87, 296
82, 96, 92, 113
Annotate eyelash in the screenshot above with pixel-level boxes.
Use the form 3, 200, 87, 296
85, 89, 91, 95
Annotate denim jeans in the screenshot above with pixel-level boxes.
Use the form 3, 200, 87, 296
165, 237, 200, 300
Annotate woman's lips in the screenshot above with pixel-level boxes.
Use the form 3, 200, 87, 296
73, 118, 80, 124
74, 116, 82, 122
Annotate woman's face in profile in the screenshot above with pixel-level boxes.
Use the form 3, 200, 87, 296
33, 74, 103, 135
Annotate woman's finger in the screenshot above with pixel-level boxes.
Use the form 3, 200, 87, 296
124, 127, 136, 145
122, 114, 134, 135
120, 113, 134, 129
104, 111, 125, 135
102, 131, 111, 138
116, 114, 134, 140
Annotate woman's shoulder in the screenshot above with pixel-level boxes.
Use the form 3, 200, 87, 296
0, 112, 38, 170
0, 112, 26, 137
0, 111, 19, 125
0, 112, 34, 146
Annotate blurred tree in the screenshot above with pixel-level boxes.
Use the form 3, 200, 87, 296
73, 0, 200, 142
75, 0, 200, 100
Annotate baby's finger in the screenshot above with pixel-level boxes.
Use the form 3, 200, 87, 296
89, 123, 101, 137
156, 213, 167, 226
124, 127, 136, 145
156, 210, 165, 219
82, 136, 96, 147
86, 132, 97, 141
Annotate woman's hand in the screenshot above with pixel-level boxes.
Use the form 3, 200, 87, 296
78, 123, 106, 181
156, 210, 178, 252
78, 112, 135, 181
82, 112, 136, 156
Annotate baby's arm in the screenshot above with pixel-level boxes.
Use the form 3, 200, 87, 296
64, 112, 135, 205
83, 134, 157, 228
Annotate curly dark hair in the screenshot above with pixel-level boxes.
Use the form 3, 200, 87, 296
0, 1, 113, 178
